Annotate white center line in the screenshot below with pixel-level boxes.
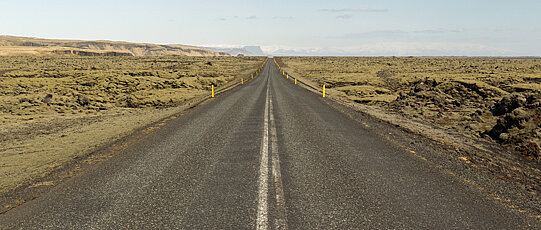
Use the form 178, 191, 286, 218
270, 95, 288, 229
256, 85, 270, 230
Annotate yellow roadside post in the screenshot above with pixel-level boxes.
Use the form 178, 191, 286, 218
212, 85, 215, 98
242, 79, 243, 85
287, 74, 289, 79
251, 74, 253, 79
295, 78, 297, 84
323, 84, 326, 98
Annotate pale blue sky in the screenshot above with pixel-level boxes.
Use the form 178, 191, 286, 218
1, 0, 540, 56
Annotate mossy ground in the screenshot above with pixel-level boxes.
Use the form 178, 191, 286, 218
277, 57, 540, 161
0, 56, 264, 193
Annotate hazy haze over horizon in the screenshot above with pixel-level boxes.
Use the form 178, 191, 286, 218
1, 0, 540, 56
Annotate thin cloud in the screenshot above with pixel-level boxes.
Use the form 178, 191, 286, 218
272, 16, 294, 20
218, 15, 261, 21
414, 29, 463, 34
336, 14, 353, 19
414, 29, 446, 34
335, 30, 409, 40
320, 8, 388, 13
262, 42, 515, 56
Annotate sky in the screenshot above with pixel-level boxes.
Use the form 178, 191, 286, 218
1, 0, 540, 56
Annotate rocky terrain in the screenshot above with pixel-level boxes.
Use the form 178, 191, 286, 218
0, 35, 227, 57
0, 56, 263, 194
277, 57, 541, 162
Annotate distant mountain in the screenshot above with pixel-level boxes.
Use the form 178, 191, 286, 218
0, 35, 228, 57
242, 46, 265, 56
204, 46, 265, 56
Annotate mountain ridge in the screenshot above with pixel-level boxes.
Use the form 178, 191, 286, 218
0, 35, 228, 57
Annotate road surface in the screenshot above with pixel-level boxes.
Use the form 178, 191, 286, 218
1, 58, 538, 229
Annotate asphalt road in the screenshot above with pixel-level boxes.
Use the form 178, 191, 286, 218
1, 58, 538, 229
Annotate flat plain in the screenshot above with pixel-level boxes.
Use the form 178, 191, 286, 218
1, 55, 540, 225
0, 56, 263, 194
1, 58, 539, 228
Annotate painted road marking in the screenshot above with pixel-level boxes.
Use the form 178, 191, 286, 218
257, 64, 288, 230
270, 95, 287, 229
256, 85, 270, 230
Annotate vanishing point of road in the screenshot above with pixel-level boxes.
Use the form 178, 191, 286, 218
1, 58, 538, 229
